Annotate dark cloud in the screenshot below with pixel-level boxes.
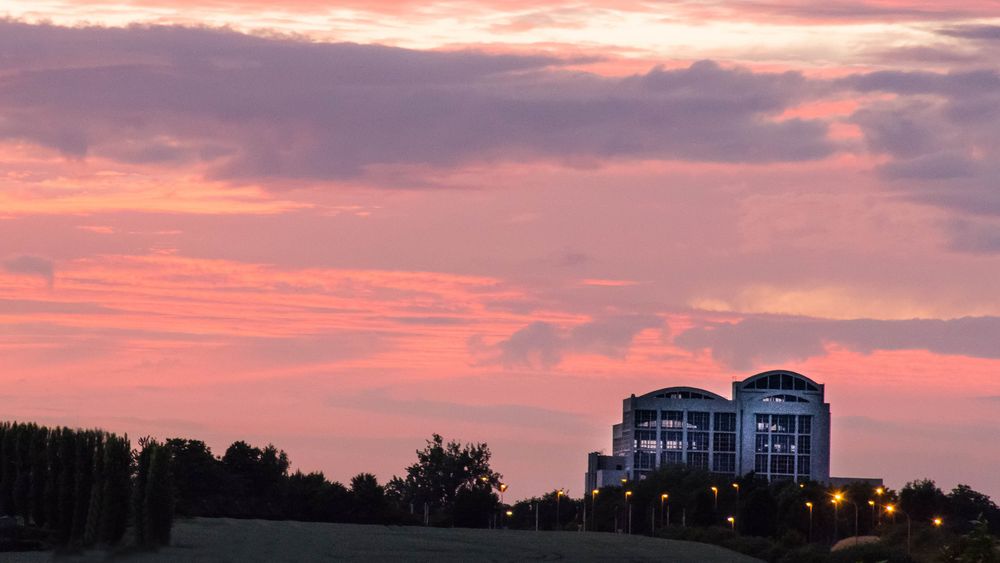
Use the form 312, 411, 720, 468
2, 255, 55, 284
0, 21, 836, 185
494, 314, 663, 368
674, 315, 1000, 370
840, 68, 1000, 229
939, 25, 1000, 41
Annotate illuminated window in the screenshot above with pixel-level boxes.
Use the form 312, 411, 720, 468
634, 410, 657, 428
771, 434, 793, 453
756, 414, 769, 432
663, 431, 683, 450
635, 430, 657, 450
661, 411, 684, 429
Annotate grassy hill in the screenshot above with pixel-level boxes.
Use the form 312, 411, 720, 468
8, 518, 762, 562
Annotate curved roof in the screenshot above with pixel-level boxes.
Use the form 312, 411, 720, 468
741, 370, 820, 392
638, 386, 726, 401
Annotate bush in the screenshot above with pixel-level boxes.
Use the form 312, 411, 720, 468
827, 542, 916, 563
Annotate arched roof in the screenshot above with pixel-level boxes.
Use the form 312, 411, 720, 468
741, 370, 820, 392
638, 386, 726, 401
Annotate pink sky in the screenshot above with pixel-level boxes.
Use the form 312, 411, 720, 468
2, 2, 1000, 500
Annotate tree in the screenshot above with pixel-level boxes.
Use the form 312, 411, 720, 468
164, 439, 223, 517
948, 484, 1000, 534
349, 473, 387, 524
899, 479, 946, 523
390, 434, 501, 523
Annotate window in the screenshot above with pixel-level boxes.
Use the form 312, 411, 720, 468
687, 411, 710, 430
797, 435, 811, 454
663, 431, 683, 450
635, 430, 657, 450
687, 452, 709, 470
755, 454, 768, 473
714, 412, 736, 432
771, 434, 793, 454
772, 415, 795, 434
744, 372, 818, 392
756, 414, 769, 432
713, 453, 735, 473
770, 455, 795, 475
661, 411, 684, 429
687, 432, 709, 451
661, 451, 683, 465
797, 456, 810, 476
798, 415, 812, 435
755, 434, 770, 453
634, 410, 657, 428
713, 433, 736, 452
762, 394, 809, 403
634, 451, 655, 470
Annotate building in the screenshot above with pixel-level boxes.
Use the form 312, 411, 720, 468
585, 370, 832, 490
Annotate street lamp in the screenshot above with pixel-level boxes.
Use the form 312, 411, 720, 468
625, 491, 633, 535
933, 517, 943, 527
732, 483, 740, 502
727, 516, 735, 531
660, 493, 669, 528
556, 489, 564, 530
805, 502, 813, 542
884, 504, 911, 555
831, 493, 843, 540
589, 489, 599, 532
868, 500, 876, 532
711, 486, 719, 511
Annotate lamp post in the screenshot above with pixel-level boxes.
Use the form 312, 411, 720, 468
625, 490, 633, 535
884, 505, 911, 555
589, 489, 599, 532
711, 486, 718, 511
727, 516, 735, 531
868, 500, 876, 532
556, 489, 564, 530
832, 493, 842, 541
732, 483, 740, 502
933, 517, 943, 528
805, 502, 813, 542
660, 493, 669, 528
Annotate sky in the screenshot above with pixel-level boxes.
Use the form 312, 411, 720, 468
1, 1, 999, 500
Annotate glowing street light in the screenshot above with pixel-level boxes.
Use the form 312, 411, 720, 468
805, 502, 813, 541
831, 493, 843, 540
506, 510, 513, 517
660, 493, 669, 528
625, 491, 633, 535
727, 516, 735, 531
711, 486, 719, 510
869, 500, 876, 530
885, 504, 912, 555
731, 483, 740, 502
588, 489, 599, 532
933, 517, 943, 527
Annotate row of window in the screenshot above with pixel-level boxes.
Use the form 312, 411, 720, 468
754, 454, 811, 476
636, 430, 737, 452
755, 414, 812, 434
654, 451, 736, 473
635, 410, 737, 431
755, 434, 811, 454
744, 373, 818, 392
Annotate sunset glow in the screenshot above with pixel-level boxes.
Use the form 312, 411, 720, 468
2, 2, 1000, 500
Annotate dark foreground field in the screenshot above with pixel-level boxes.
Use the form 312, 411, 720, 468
8, 518, 762, 562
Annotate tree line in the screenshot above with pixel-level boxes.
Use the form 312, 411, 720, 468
0, 422, 172, 552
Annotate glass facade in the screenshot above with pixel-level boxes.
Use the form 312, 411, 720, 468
754, 413, 813, 481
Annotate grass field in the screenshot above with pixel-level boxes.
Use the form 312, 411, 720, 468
8, 518, 762, 562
